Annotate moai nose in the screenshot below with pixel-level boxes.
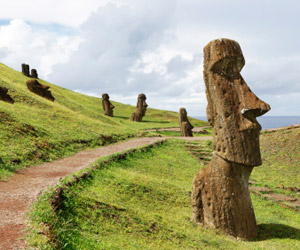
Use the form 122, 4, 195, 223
241, 91, 271, 119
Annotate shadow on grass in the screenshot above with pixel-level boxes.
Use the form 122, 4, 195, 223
114, 115, 129, 120
257, 223, 300, 240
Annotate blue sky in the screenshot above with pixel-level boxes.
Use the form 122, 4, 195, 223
0, 0, 299, 116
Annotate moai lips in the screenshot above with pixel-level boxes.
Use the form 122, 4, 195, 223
179, 107, 193, 137
192, 38, 270, 240
102, 93, 115, 117
26, 79, 55, 101
131, 94, 148, 122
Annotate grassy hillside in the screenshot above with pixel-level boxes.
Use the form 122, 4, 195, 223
28, 140, 300, 249
0, 63, 208, 179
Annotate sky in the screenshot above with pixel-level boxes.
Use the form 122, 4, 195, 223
0, 0, 300, 116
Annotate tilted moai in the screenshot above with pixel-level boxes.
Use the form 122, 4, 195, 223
31, 69, 38, 79
0, 87, 14, 104
26, 79, 55, 101
21, 64, 30, 77
191, 39, 270, 240
102, 93, 115, 117
130, 94, 148, 122
179, 107, 193, 137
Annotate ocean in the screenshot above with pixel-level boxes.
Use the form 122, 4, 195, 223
192, 116, 300, 130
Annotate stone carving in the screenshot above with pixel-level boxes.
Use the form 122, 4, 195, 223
102, 93, 115, 116
26, 79, 55, 101
0, 87, 14, 104
179, 107, 193, 137
191, 38, 270, 240
21, 64, 30, 77
130, 94, 148, 122
31, 69, 38, 79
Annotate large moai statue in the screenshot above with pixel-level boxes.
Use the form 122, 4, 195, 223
191, 39, 270, 240
130, 93, 148, 122
21, 64, 30, 77
102, 93, 115, 117
0, 87, 14, 104
31, 69, 38, 79
179, 107, 193, 137
26, 79, 55, 101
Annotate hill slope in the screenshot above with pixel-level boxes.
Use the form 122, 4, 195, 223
0, 63, 208, 179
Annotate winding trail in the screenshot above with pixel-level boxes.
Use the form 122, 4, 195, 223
0, 136, 212, 250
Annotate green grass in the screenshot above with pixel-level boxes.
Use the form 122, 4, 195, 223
153, 127, 212, 137
0, 63, 208, 179
252, 128, 300, 189
28, 140, 300, 250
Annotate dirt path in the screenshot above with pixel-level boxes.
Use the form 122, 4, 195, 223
0, 136, 212, 250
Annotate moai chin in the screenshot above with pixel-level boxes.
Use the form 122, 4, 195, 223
130, 93, 148, 122
191, 38, 270, 240
26, 79, 55, 101
102, 93, 115, 117
179, 107, 193, 137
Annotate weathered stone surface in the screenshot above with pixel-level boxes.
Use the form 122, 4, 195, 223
31, 69, 38, 79
26, 79, 55, 101
21, 64, 30, 77
191, 38, 270, 240
0, 87, 14, 104
179, 107, 193, 137
102, 93, 115, 117
130, 94, 148, 122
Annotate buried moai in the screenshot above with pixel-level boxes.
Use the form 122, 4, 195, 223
130, 94, 148, 122
179, 108, 193, 137
102, 93, 115, 116
31, 69, 38, 79
21, 64, 30, 77
26, 79, 55, 101
0, 87, 14, 104
191, 39, 270, 240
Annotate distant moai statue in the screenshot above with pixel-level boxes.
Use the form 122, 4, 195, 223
26, 79, 55, 101
179, 107, 193, 137
0, 87, 14, 104
191, 39, 270, 240
102, 93, 115, 117
21, 64, 30, 77
130, 94, 148, 122
31, 69, 38, 79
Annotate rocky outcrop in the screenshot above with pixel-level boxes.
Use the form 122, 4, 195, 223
191, 38, 270, 240
102, 93, 115, 117
131, 94, 148, 122
179, 107, 193, 137
0, 87, 14, 104
26, 79, 55, 101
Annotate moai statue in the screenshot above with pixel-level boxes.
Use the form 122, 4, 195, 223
102, 93, 115, 117
26, 79, 55, 101
179, 107, 193, 137
31, 69, 38, 79
130, 94, 148, 122
0, 87, 14, 104
191, 39, 270, 240
21, 64, 30, 77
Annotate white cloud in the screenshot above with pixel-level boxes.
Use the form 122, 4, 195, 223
0, 19, 83, 78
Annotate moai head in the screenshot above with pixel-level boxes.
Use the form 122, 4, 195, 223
31, 69, 38, 79
102, 93, 115, 116
136, 93, 148, 117
179, 107, 193, 136
0, 87, 14, 104
21, 64, 30, 77
26, 79, 55, 101
203, 38, 270, 166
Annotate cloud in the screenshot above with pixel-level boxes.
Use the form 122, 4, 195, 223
0, 19, 83, 78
